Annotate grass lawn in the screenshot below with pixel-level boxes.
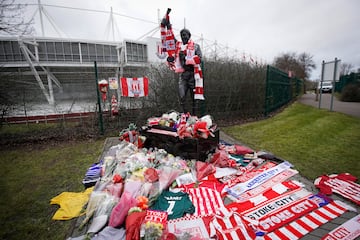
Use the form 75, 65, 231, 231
223, 102, 360, 180
0, 138, 105, 240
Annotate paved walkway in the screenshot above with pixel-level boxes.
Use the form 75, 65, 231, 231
298, 93, 360, 118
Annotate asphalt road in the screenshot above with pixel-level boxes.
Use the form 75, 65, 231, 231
298, 92, 360, 118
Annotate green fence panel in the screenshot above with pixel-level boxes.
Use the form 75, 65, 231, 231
336, 72, 360, 92
265, 65, 302, 116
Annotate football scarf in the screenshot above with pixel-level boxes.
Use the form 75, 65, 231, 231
314, 173, 360, 205
159, 9, 176, 68
209, 207, 257, 240
159, 9, 204, 100
221, 161, 277, 189
226, 180, 303, 212
225, 161, 293, 198
249, 194, 333, 236
236, 169, 299, 202
242, 188, 313, 220
321, 214, 360, 240
262, 200, 351, 240
178, 40, 204, 100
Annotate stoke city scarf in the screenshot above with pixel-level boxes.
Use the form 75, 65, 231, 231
262, 200, 352, 240
158, 9, 204, 100
174, 40, 204, 100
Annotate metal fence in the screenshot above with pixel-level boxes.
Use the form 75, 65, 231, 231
2, 62, 303, 133
335, 72, 360, 92
97, 62, 302, 132
264, 65, 303, 116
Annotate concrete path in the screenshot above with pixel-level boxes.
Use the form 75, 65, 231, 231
298, 93, 360, 118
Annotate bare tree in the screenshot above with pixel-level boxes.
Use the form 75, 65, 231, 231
0, 0, 33, 35
297, 52, 316, 80
273, 52, 316, 80
273, 52, 301, 77
339, 62, 354, 76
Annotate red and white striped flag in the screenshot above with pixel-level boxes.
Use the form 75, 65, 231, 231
120, 77, 149, 97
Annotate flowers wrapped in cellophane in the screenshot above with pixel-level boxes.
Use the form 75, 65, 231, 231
79, 191, 107, 229
87, 193, 117, 234
147, 166, 183, 205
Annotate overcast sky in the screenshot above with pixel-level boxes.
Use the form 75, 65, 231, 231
17, 0, 360, 79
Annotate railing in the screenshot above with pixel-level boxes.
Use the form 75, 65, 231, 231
3, 112, 96, 124
265, 65, 303, 116
1, 63, 303, 131
335, 72, 360, 92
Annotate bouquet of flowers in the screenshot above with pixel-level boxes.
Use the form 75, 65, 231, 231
87, 193, 117, 233
140, 210, 168, 240
108, 191, 137, 227
101, 156, 117, 181
126, 207, 147, 240
79, 191, 107, 229
147, 166, 182, 205
142, 221, 165, 240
